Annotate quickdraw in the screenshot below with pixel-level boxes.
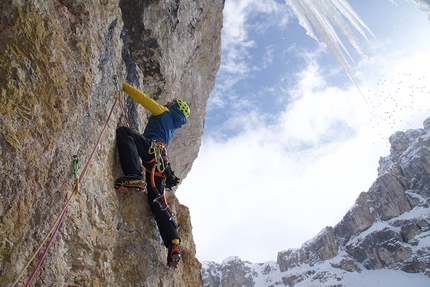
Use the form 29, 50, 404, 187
72, 155, 80, 194
12, 76, 125, 286
113, 75, 121, 93
148, 140, 168, 173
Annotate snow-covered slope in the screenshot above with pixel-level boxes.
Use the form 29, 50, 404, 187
202, 117, 430, 287
202, 256, 429, 287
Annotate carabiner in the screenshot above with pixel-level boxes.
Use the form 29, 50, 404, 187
72, 155, 79, 181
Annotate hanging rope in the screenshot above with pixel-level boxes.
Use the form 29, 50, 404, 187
11, 77, 125, 287
10, 163, 79, 287
23, 176, 79, 287
78, 97, 119, 181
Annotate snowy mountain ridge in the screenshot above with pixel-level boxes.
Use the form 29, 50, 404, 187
202, 117, 430, 287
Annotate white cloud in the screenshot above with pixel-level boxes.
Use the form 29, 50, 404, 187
178, 0, 430, 264
223, 0, 290, 48
179, 42, 430, 263
263, 45, 274, 68
211, 0, 291, 109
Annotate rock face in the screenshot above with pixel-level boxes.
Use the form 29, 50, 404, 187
202, 257, 278, 287
202, 117, 430, 287
0, 0, 223, 286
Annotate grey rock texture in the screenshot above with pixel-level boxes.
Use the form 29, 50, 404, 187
277, 117, 430, 274
203, 117, 430, 286
0, 0, 223, 286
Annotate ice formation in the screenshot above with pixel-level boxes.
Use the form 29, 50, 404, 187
285, 0, 376, 90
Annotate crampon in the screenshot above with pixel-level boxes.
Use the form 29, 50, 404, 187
167, 244, 182, 269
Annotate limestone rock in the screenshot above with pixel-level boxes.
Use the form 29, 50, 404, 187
202, 258, 279, 287
345, 228, 412, 270
277, 227, 338, 272
203, 117, 430, 286
218, 257, 256, 287
277, 117, 430, 273
329, 258, 361, 273
0, 0, 223, 286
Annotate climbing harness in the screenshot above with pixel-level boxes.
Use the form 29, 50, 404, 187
145, 143, 181, 230
148, 164, 181, 230
147, 140, 180, 189
12, 76, 182, 285
11, 76, 132, 287
148, 140, 168, 173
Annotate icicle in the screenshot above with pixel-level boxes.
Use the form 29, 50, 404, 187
323, 0, 370, 60
286, 0, 319, 41
331, 0, 376, 42
285, 0, 375, 97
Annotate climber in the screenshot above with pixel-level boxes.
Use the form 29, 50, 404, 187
115, 82, 190, 268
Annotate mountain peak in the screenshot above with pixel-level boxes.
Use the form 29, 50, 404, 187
203, 117, 430, 286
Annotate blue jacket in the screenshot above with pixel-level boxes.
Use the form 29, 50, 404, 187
144, 103, 187, 145
122, 83, 187, 145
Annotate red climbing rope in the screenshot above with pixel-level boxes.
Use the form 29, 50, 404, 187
78, 97, 119, 181
21, 96, 120, 286
24, 191, 74, 286
12, 79, 128, 286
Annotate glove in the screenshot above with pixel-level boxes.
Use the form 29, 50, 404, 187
164, 163, 180, 189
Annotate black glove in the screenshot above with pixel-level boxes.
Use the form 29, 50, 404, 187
164, 163, 180, 189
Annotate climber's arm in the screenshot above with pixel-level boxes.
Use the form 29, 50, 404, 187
122, 82, 168, 116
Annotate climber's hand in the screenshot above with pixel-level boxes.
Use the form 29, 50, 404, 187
164, 164, 180, 189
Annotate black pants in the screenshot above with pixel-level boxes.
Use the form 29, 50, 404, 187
116, 126, 180, 247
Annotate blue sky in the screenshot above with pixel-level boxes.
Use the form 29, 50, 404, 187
178, 0, 430, 263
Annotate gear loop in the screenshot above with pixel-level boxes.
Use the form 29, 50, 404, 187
148, 140, 168, 173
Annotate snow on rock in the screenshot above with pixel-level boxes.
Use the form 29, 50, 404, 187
202, 117, 430, 286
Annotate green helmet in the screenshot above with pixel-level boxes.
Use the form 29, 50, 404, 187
175, 99, 190, 118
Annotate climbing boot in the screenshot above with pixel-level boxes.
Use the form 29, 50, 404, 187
167, 243, 182, 268
115, 175, 146, 194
